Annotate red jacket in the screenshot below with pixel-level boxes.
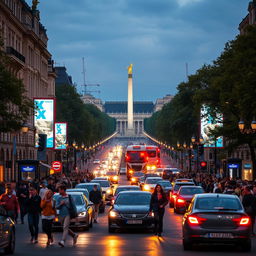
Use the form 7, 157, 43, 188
0, 193, 19, 212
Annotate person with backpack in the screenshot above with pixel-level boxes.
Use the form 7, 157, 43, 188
55, 185, 78, 247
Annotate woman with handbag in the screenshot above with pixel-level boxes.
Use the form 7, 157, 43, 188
150, 184, 168, 237
55, 185, 78, 247
41, 189, 55, 246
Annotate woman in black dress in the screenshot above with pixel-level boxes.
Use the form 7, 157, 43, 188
150, 184, 168, 237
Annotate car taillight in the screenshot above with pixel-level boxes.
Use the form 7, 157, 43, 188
187, 215, 206, 225
177, 198, 185, 204
233, 217, 251, 226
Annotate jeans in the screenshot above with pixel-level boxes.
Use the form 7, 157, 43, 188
28, 213, 40, 240
154, 209, 165, 234
42, 219, 53, 240
93, 204, 100, 220
59, 215, 75, 242
19, 202, 27, 223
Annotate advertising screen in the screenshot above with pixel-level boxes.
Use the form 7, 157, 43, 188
200, 105, 223, 148
34, 99, 55, 148
54, 123, 67, 150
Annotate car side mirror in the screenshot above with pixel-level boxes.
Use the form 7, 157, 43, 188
88, 201, 94, 206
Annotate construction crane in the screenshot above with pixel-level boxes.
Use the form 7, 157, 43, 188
82, 57, 100, 95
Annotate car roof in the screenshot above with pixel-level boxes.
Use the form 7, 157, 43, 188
67, 188, 89, 192
78, 182, 100, 186
116, 185, 140, 188
118, 191, 151, 195
146, 177, 162, 180
194, 193, 239, 199
174, 182, 195, 185
179, 186, 202, 189
54, 191, 84, 196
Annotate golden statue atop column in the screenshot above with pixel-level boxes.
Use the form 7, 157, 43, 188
32, 0, 40, 11
128, 64, 133, 75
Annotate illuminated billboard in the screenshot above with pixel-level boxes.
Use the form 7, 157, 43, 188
54, 122, 67, 150
200, 105, 223, 148
34, 98, 55, 148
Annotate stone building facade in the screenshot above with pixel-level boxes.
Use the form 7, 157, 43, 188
0, 0, 55, 181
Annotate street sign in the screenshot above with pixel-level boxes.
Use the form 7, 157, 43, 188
51, 161, 62, 172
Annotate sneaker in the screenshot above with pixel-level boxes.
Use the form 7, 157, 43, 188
73, 234, 78, 245
58, 240, 65, 247
94, 219, 97, 223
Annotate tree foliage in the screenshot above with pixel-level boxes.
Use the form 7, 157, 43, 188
56, 83, 115, 146
0, 38, 33, 132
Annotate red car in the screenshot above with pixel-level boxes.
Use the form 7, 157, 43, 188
174, 186, 204, 213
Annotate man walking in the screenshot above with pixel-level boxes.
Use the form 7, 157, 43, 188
89, 184, 102, 223
55, 185, 78, 247
26, 187, 41, 243
0, 184, 19, 221
16, 182, 29, 224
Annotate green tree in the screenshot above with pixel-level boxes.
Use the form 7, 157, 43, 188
0, 38, 33, 132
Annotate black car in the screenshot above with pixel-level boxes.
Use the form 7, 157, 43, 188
182, 194, 251, 251
76, 183, 105, 213
108, 191, 154, 233
0, 206, 15, 254
157, 180, 173, 195
162, 168, 181, 179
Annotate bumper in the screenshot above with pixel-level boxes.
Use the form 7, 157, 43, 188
109, 217, 154, 229
183, 225, 251, 243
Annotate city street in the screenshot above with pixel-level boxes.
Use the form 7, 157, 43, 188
12, 145, 256, 256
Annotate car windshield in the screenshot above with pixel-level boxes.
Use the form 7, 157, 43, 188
133, 173, 144, 177
145, 179, 161, 184
180, 187, 204, 195
157, 181, 172, 187
76, 184, 100, 192
54, 194, 84, 206
147, 150, 156, 157
92, 180, 110, 187
114, 187, 140, 196
195, 197, 242, 210
174, 183, 194, 192
107, 172, 116, 176
67, 189, 89, 198
115, 193, 151, 205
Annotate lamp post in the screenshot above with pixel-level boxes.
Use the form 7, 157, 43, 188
238, 120, 256, 181
72, 141, 77, 171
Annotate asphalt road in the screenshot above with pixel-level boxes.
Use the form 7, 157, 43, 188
11, 144, 256, 256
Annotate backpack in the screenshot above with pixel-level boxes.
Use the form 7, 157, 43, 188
68, 195, 77, 219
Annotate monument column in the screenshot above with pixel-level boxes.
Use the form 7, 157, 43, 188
127, 64, 134, 136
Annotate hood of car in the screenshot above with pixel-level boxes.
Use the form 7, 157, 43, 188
76, 205, 86, 213
114, 205, 150, 214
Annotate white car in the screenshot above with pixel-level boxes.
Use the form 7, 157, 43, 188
143, 177, 163, 193
93, 159, 101, 164
119, 167, 126, 175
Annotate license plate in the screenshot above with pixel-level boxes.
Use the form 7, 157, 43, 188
208, 233, 233, 238
127, 220, 143, 224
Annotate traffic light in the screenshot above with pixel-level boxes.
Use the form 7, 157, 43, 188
38, 134, 47, 152
200, 161, 207, 171
198, 144, 204, 156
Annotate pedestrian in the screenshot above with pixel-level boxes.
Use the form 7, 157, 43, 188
150, 184, 168, 237
26, 187, 41, 244
16, 182, 29, 224
213, 183, 223, 193
41, 189, 55, 246
242, 186, 255, 235
89, 184, 102, 223
55, 185, 78, 247
39, 182, 48, 199
0, 183, 19, 221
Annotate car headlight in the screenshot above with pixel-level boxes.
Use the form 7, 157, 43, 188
109, 210, 120, 218
113, 176, 118, 181
144, 185, 150, 191
131, 177, 136, 182
129, 170, 133, 174
106, 189, 112, 194
78, 211, 87, 217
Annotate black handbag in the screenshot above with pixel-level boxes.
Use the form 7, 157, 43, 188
68, 195, 77, 219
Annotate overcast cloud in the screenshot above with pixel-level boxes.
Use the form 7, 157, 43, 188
30, 0, 247, 101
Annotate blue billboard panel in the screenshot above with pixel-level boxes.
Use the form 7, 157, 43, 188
54, 123, 67, 150
34, 99, 55, 148
201, 105, 223, 148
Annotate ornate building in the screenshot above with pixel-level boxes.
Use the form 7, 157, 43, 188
0, 0, 55, 181
239, 0, 256, 34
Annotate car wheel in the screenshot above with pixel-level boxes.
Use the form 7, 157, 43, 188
4, 229, 15, 254
89, 216, 93, 228
174, 208, 178, 213
169, 203, 173, 208
108, 226, 115, 233
183, 239, 193, 251
240, 239, 251, 252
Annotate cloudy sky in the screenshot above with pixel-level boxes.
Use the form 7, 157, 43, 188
31, 0, 247, 101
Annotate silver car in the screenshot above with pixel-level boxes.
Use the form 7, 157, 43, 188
53, 191, 94, 231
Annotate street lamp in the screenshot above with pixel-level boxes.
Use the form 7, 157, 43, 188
191, 135, 204, 172
238, 120, 256, 134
